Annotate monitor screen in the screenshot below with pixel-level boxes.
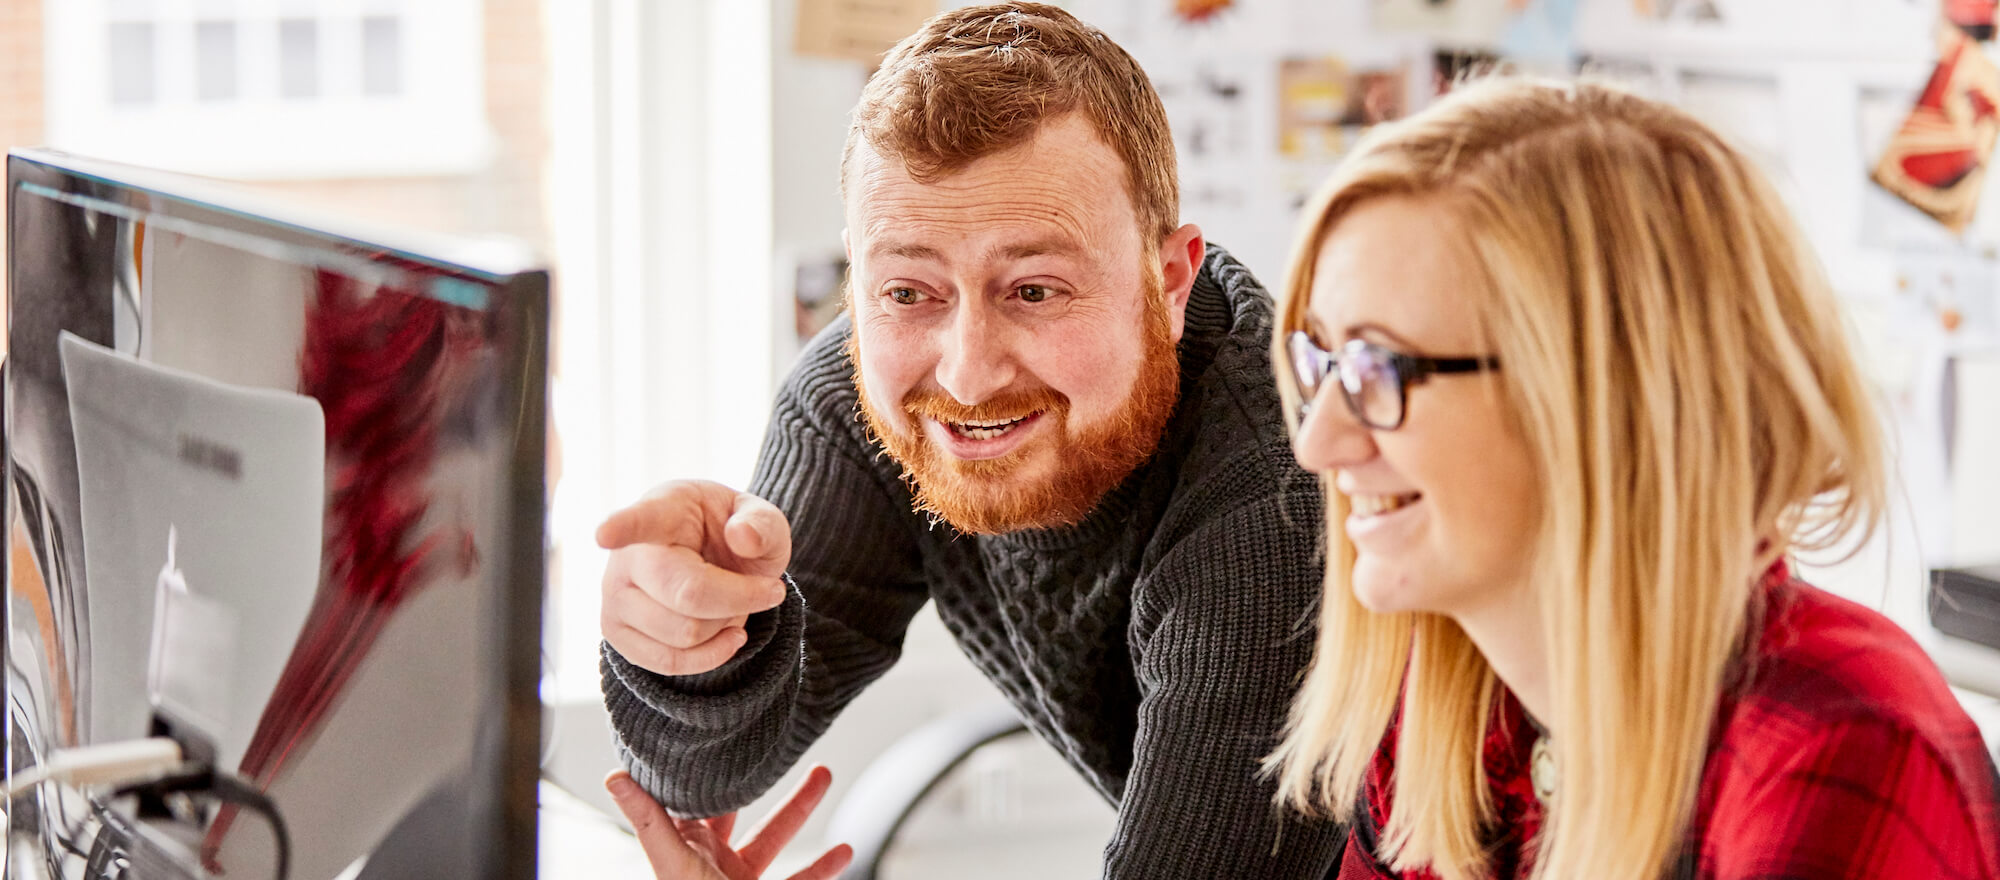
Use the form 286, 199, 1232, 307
5, 149, 547, 880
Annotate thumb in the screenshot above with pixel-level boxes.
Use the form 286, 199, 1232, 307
721, 493, 791, 578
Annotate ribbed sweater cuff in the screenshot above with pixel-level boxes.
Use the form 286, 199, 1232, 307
600, 577, 809, 814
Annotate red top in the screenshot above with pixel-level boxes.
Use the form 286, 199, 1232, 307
1338, 564, 2000, 880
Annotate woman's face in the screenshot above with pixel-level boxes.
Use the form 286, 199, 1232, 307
1291, 195, 1542, 620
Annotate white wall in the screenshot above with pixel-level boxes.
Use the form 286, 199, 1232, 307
772, 0, 865, 363
545, 0, 783, 700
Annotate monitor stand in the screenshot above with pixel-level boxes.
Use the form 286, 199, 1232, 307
1931, 564, 2000, 652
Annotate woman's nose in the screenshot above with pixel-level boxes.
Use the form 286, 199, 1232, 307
1291, 385, 1376, 474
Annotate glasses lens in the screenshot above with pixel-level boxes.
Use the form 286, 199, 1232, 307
1288, 332, 1325, 408
1339, 344, 1404, 429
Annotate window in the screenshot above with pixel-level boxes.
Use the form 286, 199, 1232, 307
45, 0, 491, 179
194, 20, 238, 101
277, 17, 321, 98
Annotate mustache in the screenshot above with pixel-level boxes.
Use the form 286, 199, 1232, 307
903, 386, 1068, 423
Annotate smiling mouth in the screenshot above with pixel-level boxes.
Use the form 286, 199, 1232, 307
1351, 492, 1422, 517
943, 414, 1035, 441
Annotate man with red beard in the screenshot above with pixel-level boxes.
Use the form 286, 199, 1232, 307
597, 4, 1342, 876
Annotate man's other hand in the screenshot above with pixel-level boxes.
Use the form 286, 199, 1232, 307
604, 766, 853, 880
598, 481, 793, 676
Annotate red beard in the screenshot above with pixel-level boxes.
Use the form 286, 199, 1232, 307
852, 284, 1182, 535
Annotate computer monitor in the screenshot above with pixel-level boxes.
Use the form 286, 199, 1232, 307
5, 148, 547, 880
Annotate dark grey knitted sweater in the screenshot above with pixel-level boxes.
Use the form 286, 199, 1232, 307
602, 245, 1343, 878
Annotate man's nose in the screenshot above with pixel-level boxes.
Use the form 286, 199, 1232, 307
1292, 386, 1377, 474
935, 300, 1018, 404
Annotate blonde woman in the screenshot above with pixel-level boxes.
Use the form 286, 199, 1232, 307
1268, 78, 2000, 880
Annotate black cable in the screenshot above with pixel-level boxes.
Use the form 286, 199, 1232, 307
111, 765, 291, 880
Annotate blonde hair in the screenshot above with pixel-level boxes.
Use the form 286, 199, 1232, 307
1266, 78, 1886, 880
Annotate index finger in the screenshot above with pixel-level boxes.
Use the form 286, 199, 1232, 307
595, 480, 734, 550
599, 483, 791, 579
737, 765, 836, 875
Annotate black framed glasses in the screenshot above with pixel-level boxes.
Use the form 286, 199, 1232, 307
1286, 331, 1499, 431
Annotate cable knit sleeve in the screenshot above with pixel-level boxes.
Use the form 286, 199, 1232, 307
1110, 465, 1345, 878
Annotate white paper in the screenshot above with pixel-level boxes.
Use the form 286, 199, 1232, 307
63, 332, 326, 771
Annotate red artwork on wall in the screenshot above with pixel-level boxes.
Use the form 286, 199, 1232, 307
1174, 0, 1235, 25
1873, 28, 2000, 234
1949, 0, 1997, 41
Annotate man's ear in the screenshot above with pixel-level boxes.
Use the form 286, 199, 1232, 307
1159, 224, 1204, 343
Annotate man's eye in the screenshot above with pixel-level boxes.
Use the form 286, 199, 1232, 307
1017, 285, 1051, 303
887, 288, 923, 305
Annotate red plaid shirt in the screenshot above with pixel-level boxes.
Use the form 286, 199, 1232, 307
1338, 566, 2000, 880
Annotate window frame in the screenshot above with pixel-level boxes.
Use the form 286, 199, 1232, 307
45, 0, 492, 180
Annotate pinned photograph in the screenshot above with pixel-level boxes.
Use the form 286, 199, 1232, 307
1373, 0, 1512, 45
1346, 68, 1410, 126
1156, 62, 1251, 162
1499, 0, 1582, 70
1278, 57, 1409, 163
794, 0, 938, 65
1577, 54, 1666, 98
1173, 0, 1236, 25
1632, 0, 1724, 22
1433, 48, 1505, 97
1277, 57, 1351, 162
793, 254, 848, 346
1871, 28, 2000, 234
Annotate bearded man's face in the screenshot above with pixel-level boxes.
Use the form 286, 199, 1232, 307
842, 115, 1194, 534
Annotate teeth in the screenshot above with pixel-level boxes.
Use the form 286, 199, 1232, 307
1351, 493, 1420, 516
947, 414, 1031, 441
